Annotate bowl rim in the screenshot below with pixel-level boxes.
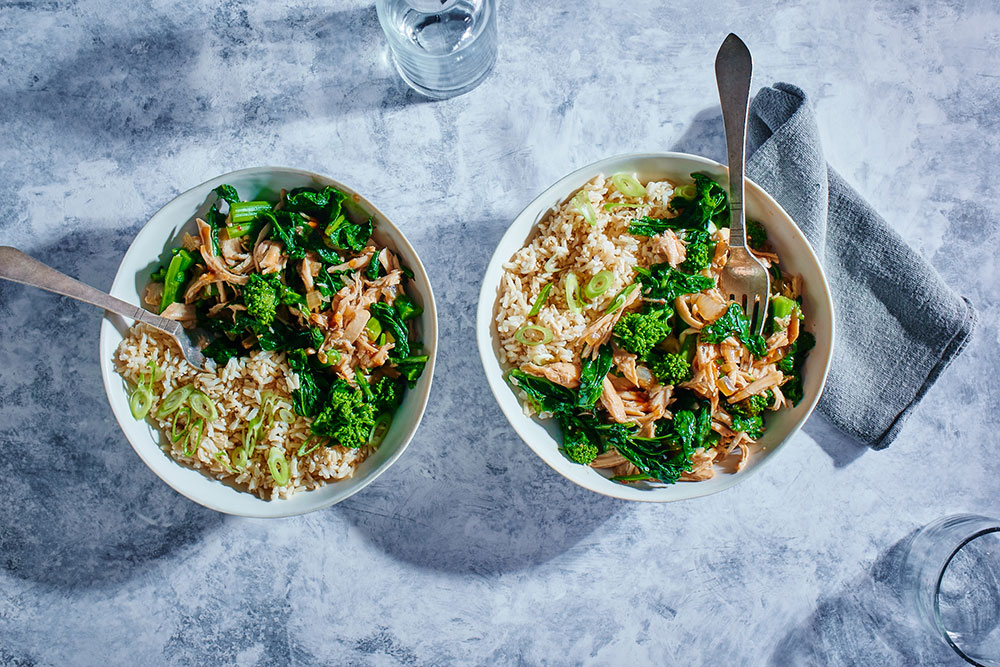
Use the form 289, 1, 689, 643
98, 165, 438, 518
475, 151, 835, 502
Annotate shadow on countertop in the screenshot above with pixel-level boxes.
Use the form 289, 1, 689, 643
339, 215, 628, 574
768, 531, 962, 666
0, 231, 225, 591
0, 5, 430, 150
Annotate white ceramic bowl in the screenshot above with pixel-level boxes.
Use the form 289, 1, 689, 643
476, 153, 834, 502
99, 167, 437, 517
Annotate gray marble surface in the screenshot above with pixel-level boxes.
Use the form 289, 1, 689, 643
0, 1, 997, 665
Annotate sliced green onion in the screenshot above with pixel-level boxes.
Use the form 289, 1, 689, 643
188, 390, 218, 422
171, 405, 191, 444
514, 324, 554, 346
214, 450, 234, 472
606, 283, 638, 313
611, 173, 646, 198
528, 283, 552, 317
157, 385, 193, 418
603, 202, 642, 211
129, 387, 153, 420
183, 418, 205, 457
771, 295, 797, 319
565, 272, 583, 314
267, 446, 290, 486
146, 359, 163, 384
317, 349, 340, 366
572, 190, 597, 225
227, 200, 271, 224
232, 447, 249, 471
544, 257, 560, 273
297, 436, 323, 457
584, 271, 614, 300
365, 317, 382, 339
369, 413, 392, 448
674, 184, 697, 199
277, 407, 294, 423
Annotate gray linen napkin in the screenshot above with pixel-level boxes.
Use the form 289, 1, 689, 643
745, 83, 977, 450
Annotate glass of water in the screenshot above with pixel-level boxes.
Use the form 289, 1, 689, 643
901, 514, 1000, 666
375, 0, 497, 99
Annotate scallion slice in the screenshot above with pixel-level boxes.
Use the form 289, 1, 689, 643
183, 418, 205, 457
584, 271, 614, 300
603, 202, 642, 211
611, 173, 646, 198
606, 283, 638, 313
297, 436, 323, 457
267, 446, 290, 486
565, 272, 583, 314
232, 447, 249, 471
365, 317, 382, 339
527, 283, 552, 317
318, 349, 341, 366
188, 391, 218, 422
171, 405, 191, 444
129, 387, 153, 420
514, 324, 554, 346
355, 370, 373, 401
673, 184, 697, 199
369, 413, 392, 448
572, 190, 597, 225
157, 385, 193, 418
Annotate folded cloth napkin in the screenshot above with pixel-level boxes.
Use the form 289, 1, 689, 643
745, 83, 977, 450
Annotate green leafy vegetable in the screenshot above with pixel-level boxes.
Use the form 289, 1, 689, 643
679, 229, 712, 273
213, 184, 240, 204
395, 355, 429, 387
576, 346, 613, 409
700, 303, 767, 357
730, 414, 765, 438
370, 302, 410, 359
394, 293, 423, 321
636, 263, 715, 302
370, 376, 405, 414
558, 414, 601, 464
778, 331, 815, 405
746, 220, 767, 249
365, 249, 383, 280
159, 249, 196, 313
310, 381, 375, 449
726, 390, 773, 418
646, 351, 692, 385
507, 369, 575, 416
242, 274, 279, 328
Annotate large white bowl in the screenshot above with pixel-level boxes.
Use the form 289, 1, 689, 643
99, 167, 437, 517
476, 153, 834, 502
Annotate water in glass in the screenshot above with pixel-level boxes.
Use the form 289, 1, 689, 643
376, 0, 497, 99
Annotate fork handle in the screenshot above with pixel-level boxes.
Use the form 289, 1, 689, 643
0, 246, 184, 337
715, 33, 753, 250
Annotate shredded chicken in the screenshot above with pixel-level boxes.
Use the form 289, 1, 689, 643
612, 347, 640, 388
651, 230, 686, 267
254, 240, 286, 275
728, 371, 785, 403
196, 218, 248, 285
299, 251, 321, 292
160, 302, 196, 323
342, 309, 371, 344
184, 271, 217, 304
522, 362, 580, 388
143, 282, 163, 308
600, 376, 628, 423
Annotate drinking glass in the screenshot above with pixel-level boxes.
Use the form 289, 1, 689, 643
375, 0, 497, 99
901, 514, 1000, 666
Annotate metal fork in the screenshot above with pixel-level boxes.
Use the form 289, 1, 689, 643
715, 33, 771, 336
0, 246, 207, 370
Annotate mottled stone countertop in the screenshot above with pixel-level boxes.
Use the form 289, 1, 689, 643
1, 1, 997, 665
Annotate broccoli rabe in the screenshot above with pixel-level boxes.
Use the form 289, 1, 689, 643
370, 376, 405, 414
243, 274, 279, 327
647, 351, 692, 386
310, 382, 375, 449
680, 230, 712, 273
561, 422, 599, 465
747, 220, 767, 249
613, 306, 673, 358
726, 390, 773, 418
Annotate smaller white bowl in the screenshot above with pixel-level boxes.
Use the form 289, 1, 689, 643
476, 153, 834, 502
99, 167, 437, 518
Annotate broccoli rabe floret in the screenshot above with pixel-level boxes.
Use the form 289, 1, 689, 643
726, 390, 774, 418
747, 220, 767, 249
310, 382, 375, 449
613, 306, 673, 358
647, 351, 692, 385
370, 376, 405, 414
562, 425, 599, 465
680, 233, 712, 273
243, 274, 279, 327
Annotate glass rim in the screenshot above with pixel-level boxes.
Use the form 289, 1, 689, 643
376, 0, 496, 60
932, 525, 1000, 666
